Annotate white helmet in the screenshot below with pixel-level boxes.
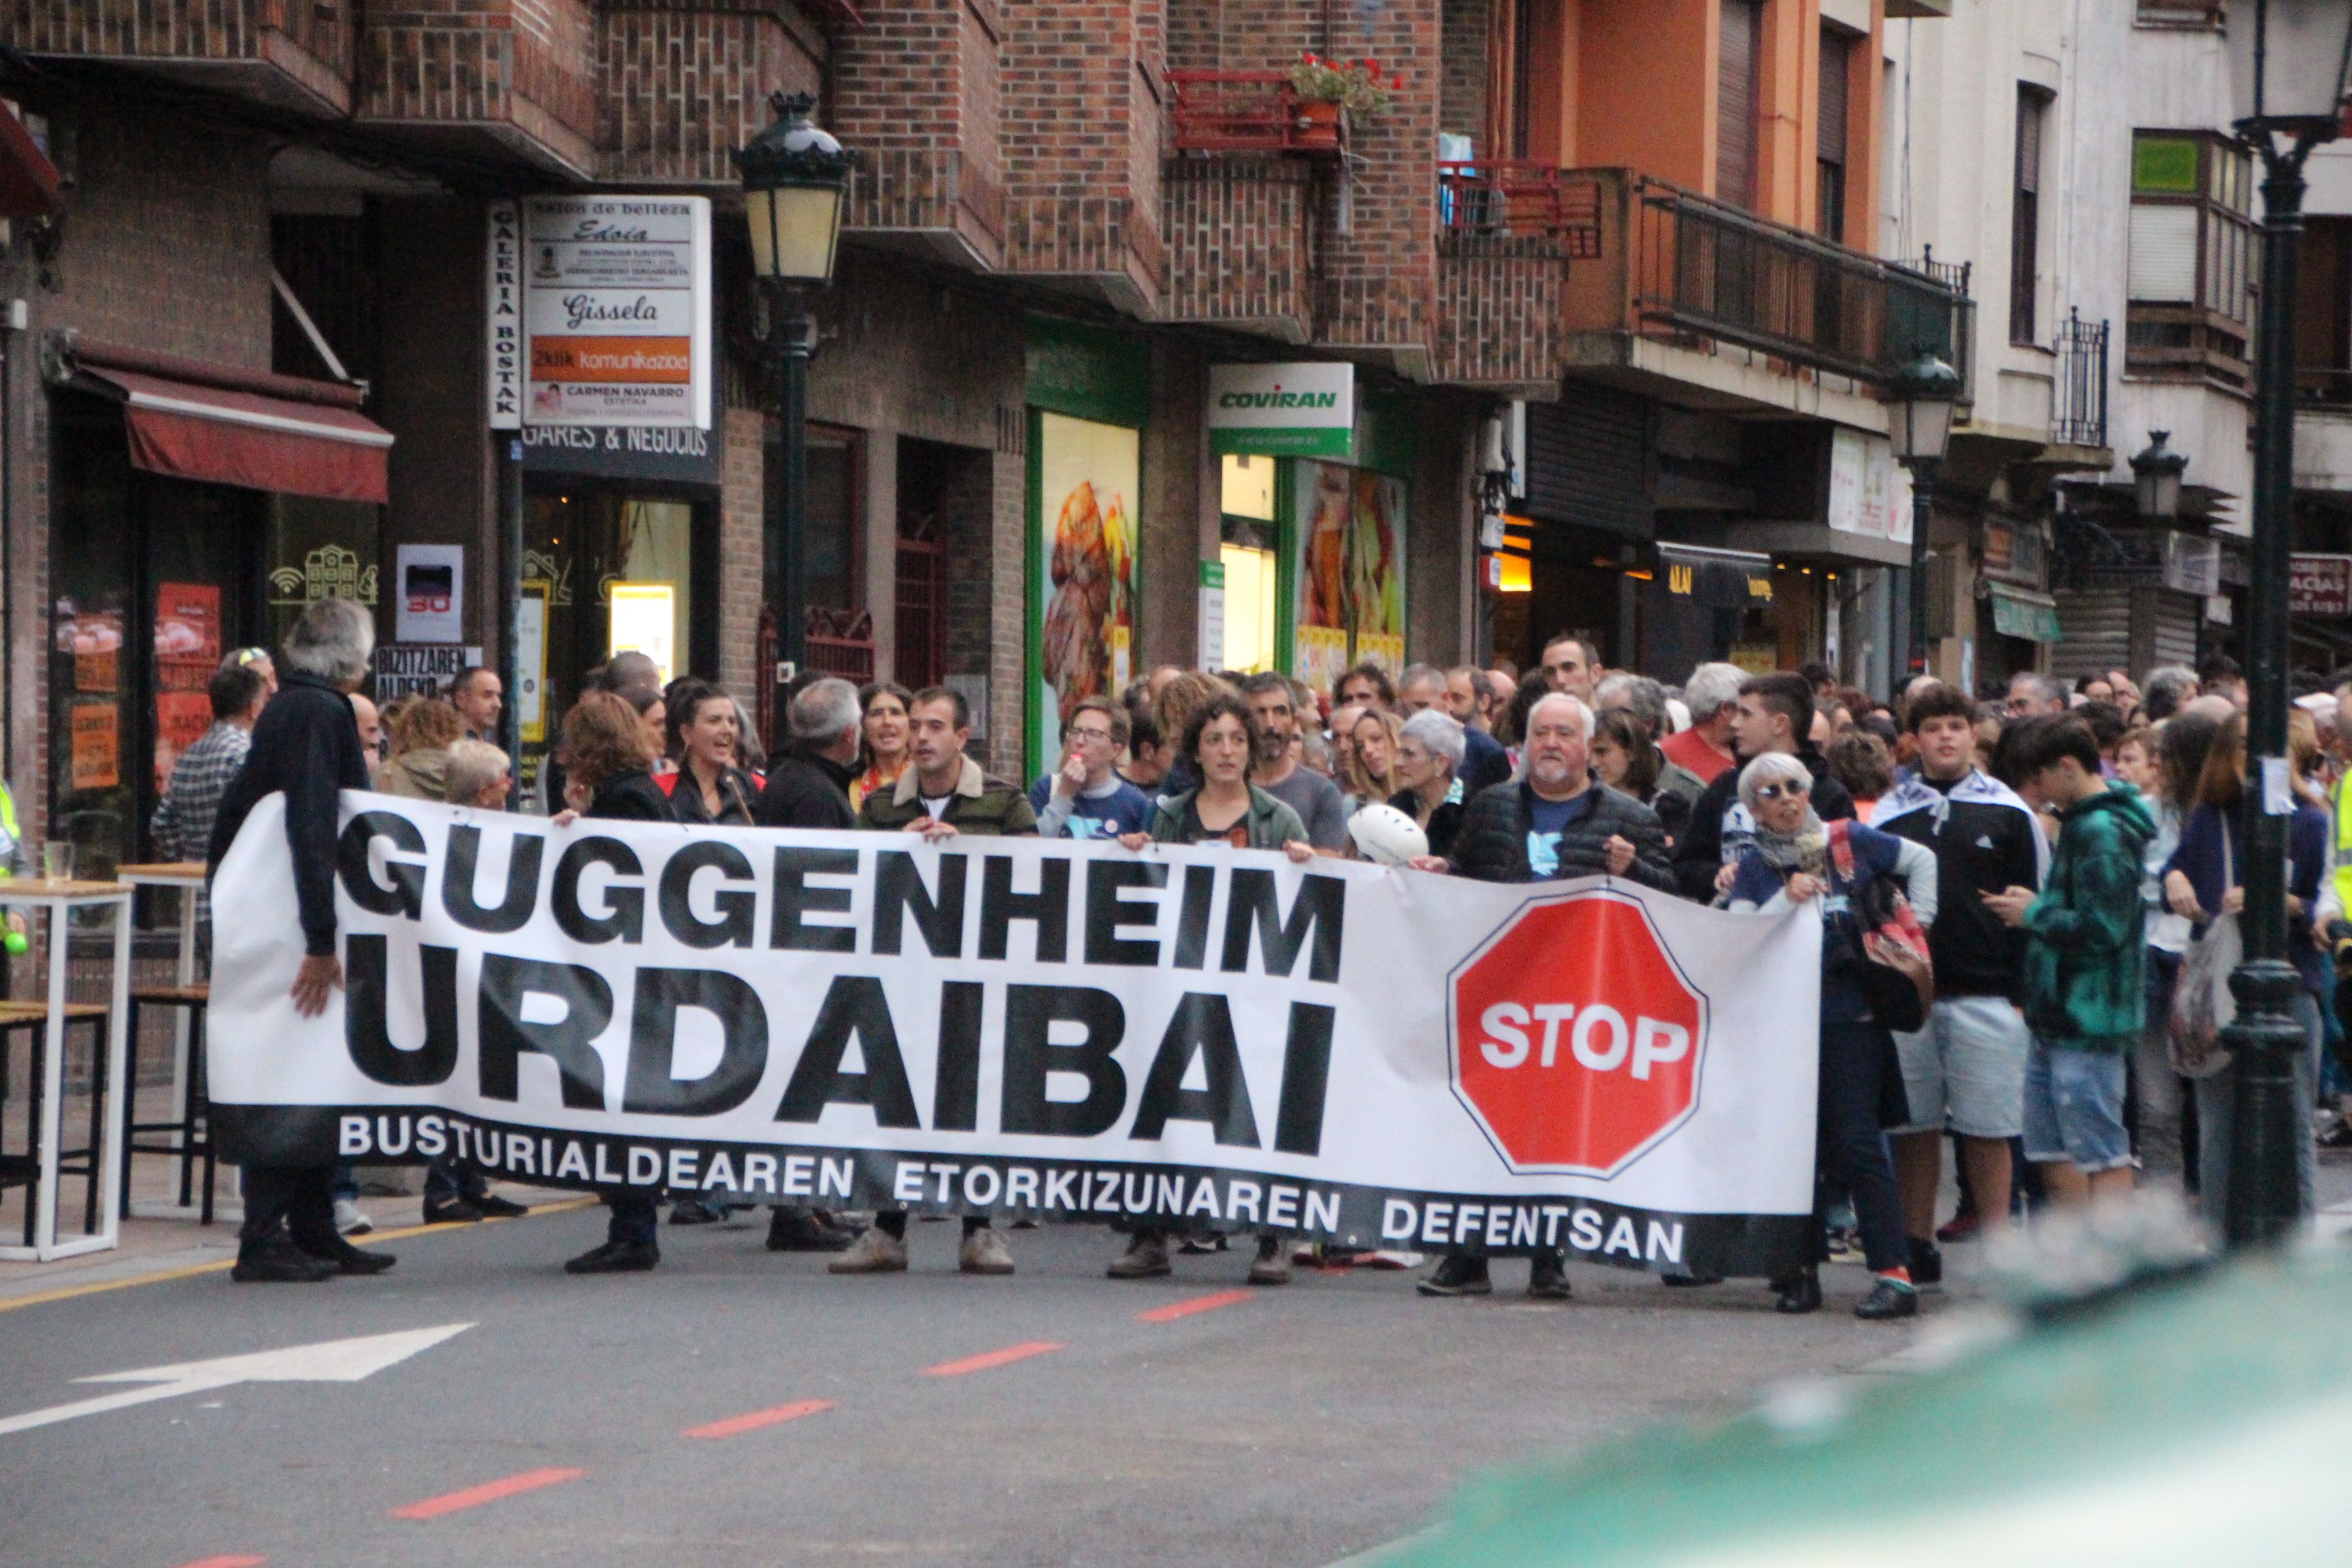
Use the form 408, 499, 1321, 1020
1348, 802, 1429, 867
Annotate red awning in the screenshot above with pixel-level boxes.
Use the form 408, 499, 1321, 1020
74, 344, 392, 504
0, 108, 61, 219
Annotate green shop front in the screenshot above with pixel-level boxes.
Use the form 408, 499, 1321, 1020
1025, 318, 1150, 779
1208, 361, 1411, 706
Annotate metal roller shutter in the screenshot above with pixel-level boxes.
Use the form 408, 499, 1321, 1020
2053, 588, 2131, 682
2151, 590, 2200, 670
1522, 388, 1652, 539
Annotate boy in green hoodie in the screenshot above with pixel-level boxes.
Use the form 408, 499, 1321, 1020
1984, 715, 2156, 1207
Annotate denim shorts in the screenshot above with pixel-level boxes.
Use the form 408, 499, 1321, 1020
1891, 994, 2030, 1139
2021, 1037, 2133, 1174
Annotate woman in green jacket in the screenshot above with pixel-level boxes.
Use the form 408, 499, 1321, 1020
1118, 690, 1315, 860
1111, 689, 1312, 1286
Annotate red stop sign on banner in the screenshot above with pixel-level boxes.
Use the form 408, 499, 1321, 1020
1448, 891, 1708, 1176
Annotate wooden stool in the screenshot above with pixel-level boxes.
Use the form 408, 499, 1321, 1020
121, 983, 214, 1224
0, 1000, 114, 1245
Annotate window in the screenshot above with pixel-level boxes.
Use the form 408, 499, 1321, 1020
1817, 27, 1852, 241
1219, 454, 1279, 674
2298, 217, 2352, 406
1717, 0, 1761, 212
2126, 131, 2255, 386
2010, 88, 2048, 346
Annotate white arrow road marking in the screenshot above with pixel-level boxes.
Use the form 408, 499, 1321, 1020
0, 1323, 473, 1437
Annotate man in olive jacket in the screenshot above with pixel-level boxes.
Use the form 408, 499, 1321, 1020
839, 685, 1032, 1279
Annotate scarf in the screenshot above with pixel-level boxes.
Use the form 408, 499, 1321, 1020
1750, 806, 1828, 878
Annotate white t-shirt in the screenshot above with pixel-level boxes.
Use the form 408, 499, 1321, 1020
921, 794, 953, 821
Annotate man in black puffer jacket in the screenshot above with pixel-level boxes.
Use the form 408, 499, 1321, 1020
1407, 693, 1673, 1303
1671, 671, 1855, 901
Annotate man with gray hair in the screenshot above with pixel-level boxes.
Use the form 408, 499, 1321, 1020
1663, 661, 1744, 785
2004, 671, 2068, 718
753, 676, 861, 832
2141, 666, 2200, 723
206, 596, 397, 1284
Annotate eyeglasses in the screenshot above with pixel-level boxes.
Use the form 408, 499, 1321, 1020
1068, 727, 1115, 744
1752, 782, 1810, 802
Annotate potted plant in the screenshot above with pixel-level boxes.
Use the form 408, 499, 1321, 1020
1284, 54, 1399, 148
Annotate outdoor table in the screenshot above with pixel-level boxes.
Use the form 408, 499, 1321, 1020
116, 863, 207, 1156
0, 879, 134, 1260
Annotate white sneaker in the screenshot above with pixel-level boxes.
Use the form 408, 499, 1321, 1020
828, 1226, 909, 1274
333, 1198, 374, 1237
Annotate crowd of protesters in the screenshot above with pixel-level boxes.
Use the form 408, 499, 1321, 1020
189, 598, 2351, 1315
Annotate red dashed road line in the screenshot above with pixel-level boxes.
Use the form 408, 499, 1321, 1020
922, 1340, 1066, 1377
175, 1557, 267, 1567
388, 1466, 587, 1520
683, 1399, 836, 1439
1134, 1289, 1254, 1323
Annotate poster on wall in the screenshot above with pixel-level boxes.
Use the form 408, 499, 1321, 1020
1034, 411, 1139, 770
518, 581, 550, 744
523, 195, 712, 430
610, 582, 678, 685
70, 702, 118, 791
395, 544, 465, 644
1292, 462, 1406, 696
153, 581, 222, 790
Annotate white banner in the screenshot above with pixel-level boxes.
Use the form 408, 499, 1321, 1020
210, 796, 1823, 1275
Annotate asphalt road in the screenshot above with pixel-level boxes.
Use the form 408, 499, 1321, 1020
1, 1207, 1953, 1568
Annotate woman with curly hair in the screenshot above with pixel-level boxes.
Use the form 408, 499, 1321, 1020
376, 699, 465, 801
853, 682, 914, 809
1149, 670, 1230, 799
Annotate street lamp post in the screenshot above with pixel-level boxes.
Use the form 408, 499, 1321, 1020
2130, 431, 2189, 526
735, 91, 855, 702
1887, 353, 1962, 683
2225, 0, 2352, 1247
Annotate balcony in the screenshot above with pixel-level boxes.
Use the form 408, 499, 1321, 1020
1166, 71, 1344, 157
2053, 310, 2111, 450
357, 0, 600, 178
1431, 164, 1599, 391
1562, 171, 1973, 405
12, 0, 355, 116
1162, 156, 1320, 342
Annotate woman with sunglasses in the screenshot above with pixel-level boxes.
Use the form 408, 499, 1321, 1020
1721, 751, 1936, 1320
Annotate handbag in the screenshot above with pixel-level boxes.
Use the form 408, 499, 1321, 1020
1827, 820, 1935, 1034
2168, 829, 2239, 1078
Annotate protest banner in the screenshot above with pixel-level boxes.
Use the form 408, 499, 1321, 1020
208, 795, 1823, 1277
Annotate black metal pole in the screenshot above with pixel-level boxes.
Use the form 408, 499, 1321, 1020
2223, 131, 2316, 1249
761, 288, 815, 706
496, 433, 523, 790
1906, 457, 1937, 681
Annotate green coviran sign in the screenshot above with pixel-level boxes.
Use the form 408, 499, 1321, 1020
1207, 361, 1354, 461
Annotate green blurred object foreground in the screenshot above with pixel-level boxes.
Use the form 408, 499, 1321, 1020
1385, 1237, 2352, 1568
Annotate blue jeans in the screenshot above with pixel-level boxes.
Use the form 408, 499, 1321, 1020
2022, 1039, 2132, 1174
1810, 1022, 1908, 1274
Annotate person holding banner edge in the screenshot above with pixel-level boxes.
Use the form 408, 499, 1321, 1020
208, 597, 399, 1285
1104, 689, 1314, 1285
552, 690, 680, 1275
1721, 751, 1937, 1320
1406, 691, 1673, 1300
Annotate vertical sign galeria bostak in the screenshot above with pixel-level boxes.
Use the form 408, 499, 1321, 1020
485, 201, 523, 431
521, 196, 711, 430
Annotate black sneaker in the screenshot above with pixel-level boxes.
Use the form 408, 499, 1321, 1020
1526, 1251, 1571, 1301
423, 1198, 486, 1224
474, 1193, 531, 1219
231, 1242, 339, 1284
1856, 1276, 1920, 1320
1662, 1271, 1725, 1288
1771, 1264, 1823, 1314
766, 1209, 855, 1252
566, 1239, 659, 1274
1417, 1254, 1492, 1297
1907, 1237, 1944, 1286
668, 1199, 723, 1225
297, 1237, 397, 1275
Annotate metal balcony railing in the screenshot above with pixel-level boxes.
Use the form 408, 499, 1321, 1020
1166, 71, 1341, 156
2053, 310, 2111, 448
1436, 162, 1603, 255
1627, 177, 1973, 390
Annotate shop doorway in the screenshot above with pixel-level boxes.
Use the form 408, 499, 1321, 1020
522, 485, 718, 776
